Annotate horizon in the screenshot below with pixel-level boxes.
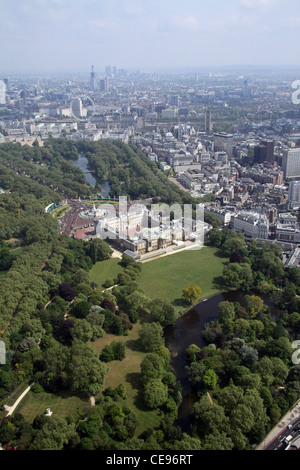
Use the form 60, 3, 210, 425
1, 0, 300, 75
3, 64, 300, 78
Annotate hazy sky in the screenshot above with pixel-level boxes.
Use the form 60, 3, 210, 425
1, 0, 300, 74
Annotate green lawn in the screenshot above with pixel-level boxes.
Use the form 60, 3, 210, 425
83, 200, 119, 206
15, 390, 90, 423
89, 258, 123, 287
51, 205, 72, 219
137, 246, 227, 314
90, 322, 161, 435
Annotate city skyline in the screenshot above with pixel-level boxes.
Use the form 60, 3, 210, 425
1, 0, 300, 74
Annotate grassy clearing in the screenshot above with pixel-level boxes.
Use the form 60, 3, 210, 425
89, 258, 124, 287
83, 200, 119, 206
90, 322, 160, 435
137, 246, 227, 314
51, 205, 72, 219
15, 390, 90, 423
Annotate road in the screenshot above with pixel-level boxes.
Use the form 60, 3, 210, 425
265, 417, 300, 450
257, 399, 300, 450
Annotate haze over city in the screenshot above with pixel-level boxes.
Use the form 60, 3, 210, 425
1, 0, 300, 74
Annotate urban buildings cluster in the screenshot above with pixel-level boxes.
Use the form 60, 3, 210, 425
2, 67, 300, 265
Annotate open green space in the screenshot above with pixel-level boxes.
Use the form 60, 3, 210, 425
83, 200, 119, 206
90, 322, 160, 436
137, 246, 227, 313
89, 257, 123, 287
15, 390, 90, 423
51, 205, 72, 219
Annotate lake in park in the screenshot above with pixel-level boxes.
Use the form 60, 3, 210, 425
73, 154, 111, 196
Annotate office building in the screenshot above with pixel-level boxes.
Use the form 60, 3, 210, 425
214, 132, 233, 157
99, 78, 109, 92
71, 98, 86, 118
254, 140, 275, 164
170, 95, 180, 107
288, 180, 300, 209
231, 212, 269, 239
282, 148, 300, 178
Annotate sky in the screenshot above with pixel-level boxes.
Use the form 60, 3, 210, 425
1, 0, 300, 74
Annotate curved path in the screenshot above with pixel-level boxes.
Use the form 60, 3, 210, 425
5, 383, 34, 417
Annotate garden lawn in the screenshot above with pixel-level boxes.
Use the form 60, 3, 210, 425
14, 390, 90, 423
89, 258, 123, 287
51, 205, 72, 219
137, 246, 227, 314
90, 322, 161, 435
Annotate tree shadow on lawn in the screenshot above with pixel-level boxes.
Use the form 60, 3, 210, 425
212, 275, 225, 291
171, 298, 190, 309
126, 338, 144, 353
125, 372, 149, 412
213, 249, 228, 260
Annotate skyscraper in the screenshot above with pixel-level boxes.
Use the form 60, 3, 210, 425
99, 77, 109, 92
254, 140, 275, 164
282, 148, 300, 178
170, 95, 180, 107
72, 98, 84, 118
0, 80, 6, 105
204, 109, 212, 132
214, 132, 233, 157
288, 180, 300, 209
90, 65, 97, 90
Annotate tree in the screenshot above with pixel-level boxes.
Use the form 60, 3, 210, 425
66, 342, 108, 396
85, 238, 112, 263
202, 431, 234, 450
113, 341, 126, 361
243, 295, 264, 317
231, 404, 254, 434
240, 344, 259, 368
29, 416, 76, 450
71, 300, 92, 319
192, 396, 230, 435
144, 379, 168, 409
202, 369, 218, 390
186, 361, 206, 385
186, 344, 201, 363
140, 353, 164, 384
222, 236, 247, 257
71, 319, 93, 343
58, 282, 76, 301
222, 263, 253, 291
208, 228, 223, 247
217, 301, 235, 324
172, 434, 202, 450
111, 317, 124, 335
139, 322, 164, 352
182, 284, 201, 304
149, 299, 176, 326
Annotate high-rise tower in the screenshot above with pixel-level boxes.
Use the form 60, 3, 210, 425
90, 65, 97, 90
204, 109, 212, 132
